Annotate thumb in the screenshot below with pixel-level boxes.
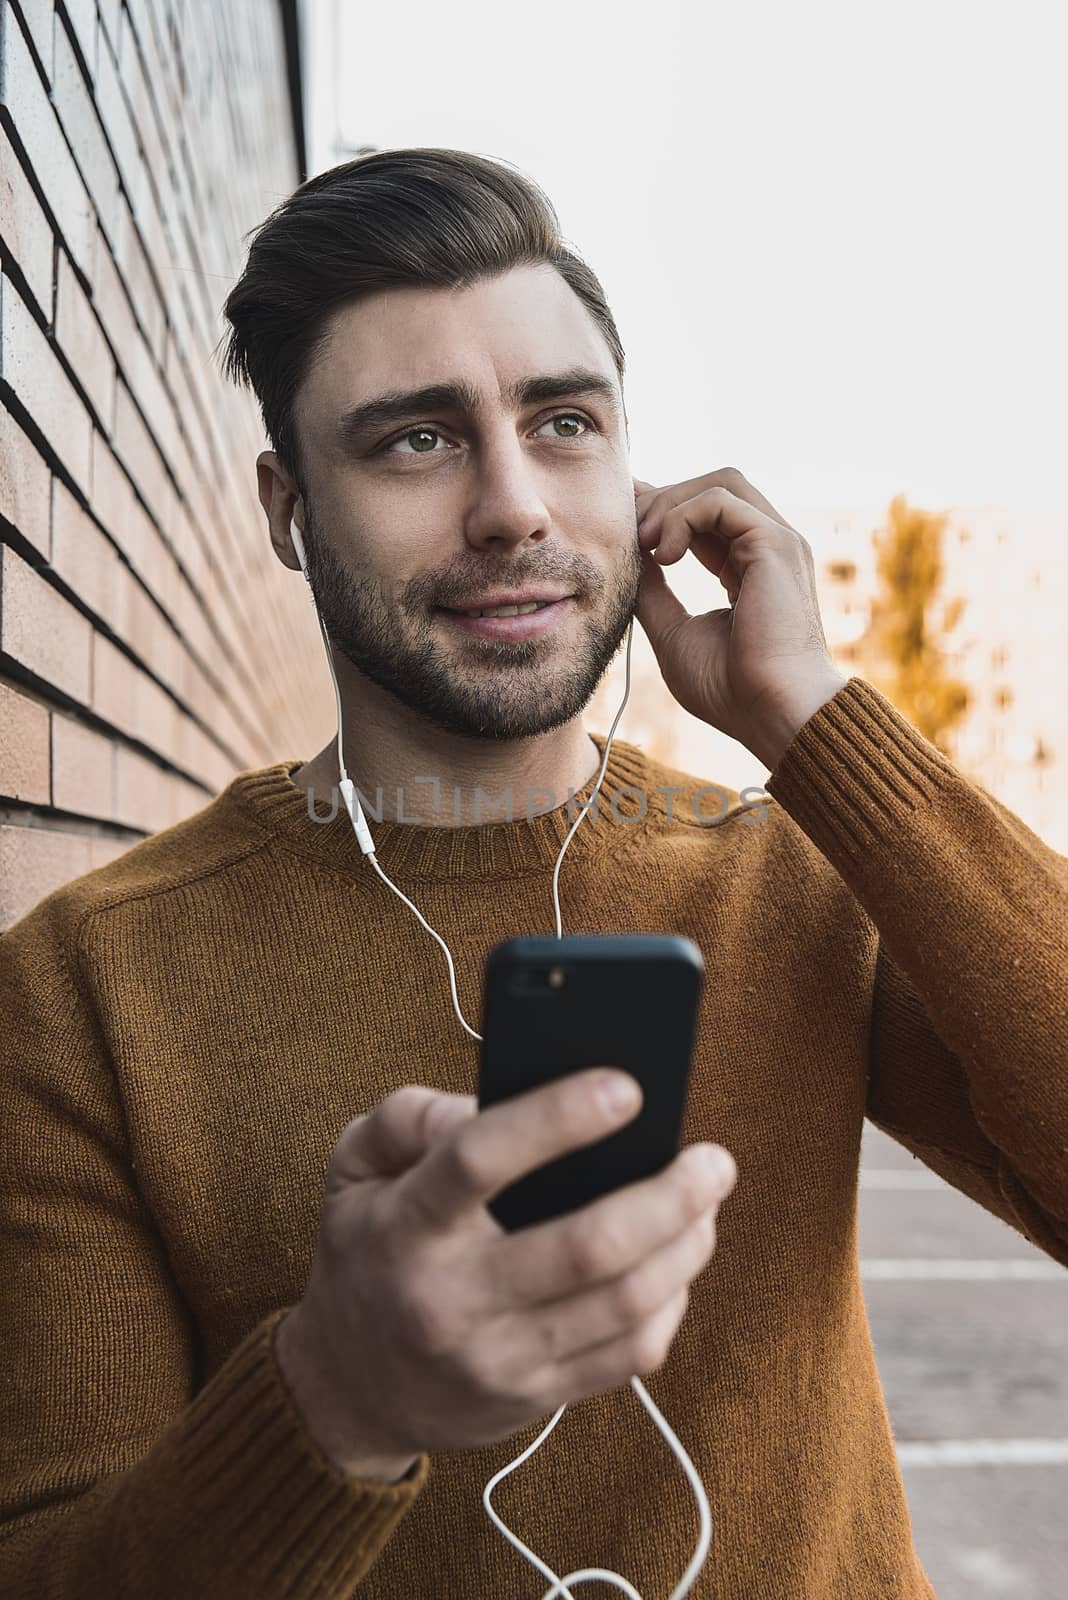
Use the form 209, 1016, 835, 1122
635, 550, 690, 657
328, 1087, 477, 1188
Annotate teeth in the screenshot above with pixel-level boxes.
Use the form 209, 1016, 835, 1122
461, 600, 549, 618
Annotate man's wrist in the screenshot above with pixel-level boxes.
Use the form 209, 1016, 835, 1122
274, 1307, 419, 1485
745, 668, 850, 771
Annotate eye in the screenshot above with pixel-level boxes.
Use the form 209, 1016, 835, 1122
535, 412, 595, 440
377, 411, 596, 459
381, 426, 450, 457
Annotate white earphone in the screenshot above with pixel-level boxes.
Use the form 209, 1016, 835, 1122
289, 519, 712, 1599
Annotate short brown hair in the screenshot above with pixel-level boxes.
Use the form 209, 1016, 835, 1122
218, 147, 626, 489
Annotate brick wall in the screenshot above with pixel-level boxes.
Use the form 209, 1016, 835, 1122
0, 0, 331, 930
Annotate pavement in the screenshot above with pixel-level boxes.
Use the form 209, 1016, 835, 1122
859, 1121, 1068, 1599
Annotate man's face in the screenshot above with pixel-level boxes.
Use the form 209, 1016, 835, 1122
288, 263, 640, 740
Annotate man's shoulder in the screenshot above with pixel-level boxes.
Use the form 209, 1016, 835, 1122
604, 737, 778, 838
605, 736, 837, 887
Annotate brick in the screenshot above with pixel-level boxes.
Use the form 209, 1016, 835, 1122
89, 831, 129, 869
167, 269, 199, 369
0, 1, 94, 278
114, 562, 180, 690
170, 501, 209, 610
182, 457, 228, 560
171, 639, 207, 719
51, 710, 114, 815
154, 1, 187, 133
50, 475, 120, 624
1, 0, 313, 922
113, 195, 165, 361
89, 221, 139, 371
118, 5, 166, 213
168, 710, 221, 788
127, 169, 172, 332
51, 15, 120, 243
164, 335, 215, 484
0, 821, 95, 928
114, 740, 171, 829
170, 772, 212, 828
167, 560, 220, 679
59, 0, 97, 81
0, 677, 49, 799
90, 626, 181, 762
111, 380, 175, 537
0, 542, 92, 701
121, 319, 179, 476
89, 454, 187, 659
97, 0, 120, 51
90, 629, 135, 735
15, 0, 52, 80
92, 19, 140, 206
55, 249, 116, 428
0, 273, 92, 497
89, 431, 153, 574
0, 124, 53, 316
0, 402, 50, 557
130, 660, 177, 748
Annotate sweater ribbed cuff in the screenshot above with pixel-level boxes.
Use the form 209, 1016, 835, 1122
764, 676, 955, 863
172, 1309, 428, 1597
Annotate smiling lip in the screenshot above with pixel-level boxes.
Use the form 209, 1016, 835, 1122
434, 594, 573, 641
438, 590, 572, 613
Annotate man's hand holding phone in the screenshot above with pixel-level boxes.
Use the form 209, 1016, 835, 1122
276, 1069, 736, 1485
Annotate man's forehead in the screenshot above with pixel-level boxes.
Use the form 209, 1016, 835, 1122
306, 266, 616, 413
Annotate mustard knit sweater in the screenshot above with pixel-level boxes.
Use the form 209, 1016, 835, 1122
3, 676, 1067, 1599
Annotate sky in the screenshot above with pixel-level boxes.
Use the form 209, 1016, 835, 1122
302, 0, 1068, 538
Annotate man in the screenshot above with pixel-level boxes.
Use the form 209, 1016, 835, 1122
1, 147, 1066, 1599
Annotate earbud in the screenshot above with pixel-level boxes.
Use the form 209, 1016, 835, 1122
290, 522, 307, 574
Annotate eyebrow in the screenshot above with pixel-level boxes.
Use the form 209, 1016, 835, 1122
334, 366, 623, 450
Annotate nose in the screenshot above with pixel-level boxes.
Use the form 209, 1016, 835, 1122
461, 429, 552, 553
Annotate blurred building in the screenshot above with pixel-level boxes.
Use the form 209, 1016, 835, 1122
0, 0, 327, 930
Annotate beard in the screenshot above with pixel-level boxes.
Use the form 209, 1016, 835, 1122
298, 510, 641, 740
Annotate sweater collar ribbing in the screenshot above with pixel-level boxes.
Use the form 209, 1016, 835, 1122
226, 734, 656, 881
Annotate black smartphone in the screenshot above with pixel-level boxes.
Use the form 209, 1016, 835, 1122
477, 933, 704, 1231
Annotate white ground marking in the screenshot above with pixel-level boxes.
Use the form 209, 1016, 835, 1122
897, 1439, 1068, 1466
861, 1259, 1066, 1280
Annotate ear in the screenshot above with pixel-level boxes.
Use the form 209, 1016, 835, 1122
257, 451, 304, 571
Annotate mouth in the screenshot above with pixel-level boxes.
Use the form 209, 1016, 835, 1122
433, 594, 573, 641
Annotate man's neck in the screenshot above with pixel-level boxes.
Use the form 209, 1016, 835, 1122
291, 678, 603, 829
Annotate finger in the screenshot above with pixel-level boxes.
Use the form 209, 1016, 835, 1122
540, 1286, 692, 1405
650, 494, 730, 566
649, 469, 791, 531
635, 484, 672, 551
634, 484, 662, 539
634, 552, 691, 650
395, 1066, 643, 1232
328, 1087, 477, 1187
639, 492, 715, 566
711, 469, 791, 528
489, 1140, 735, 1308
511, 1206, 718, 1371
677, 487, 791, 562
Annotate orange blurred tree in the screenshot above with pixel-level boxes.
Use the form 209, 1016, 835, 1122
860, 494, 972, 755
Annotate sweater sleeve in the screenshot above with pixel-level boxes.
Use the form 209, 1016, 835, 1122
764, 675, 1068, 1268
0, 894, 429, 1598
